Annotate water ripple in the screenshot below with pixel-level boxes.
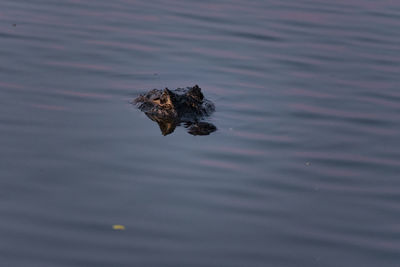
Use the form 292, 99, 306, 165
1, 0, 400, 266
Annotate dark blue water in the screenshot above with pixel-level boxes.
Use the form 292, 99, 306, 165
1, 0, 400, 266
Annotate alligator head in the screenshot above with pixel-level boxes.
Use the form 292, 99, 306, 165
133, 85, 217, 136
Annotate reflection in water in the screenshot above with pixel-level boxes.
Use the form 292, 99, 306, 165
147, 114, 177, 136
134, 85, 217, 136
147, 114, 217, 136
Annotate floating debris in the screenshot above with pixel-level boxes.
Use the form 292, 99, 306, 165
112, 224, 126, 230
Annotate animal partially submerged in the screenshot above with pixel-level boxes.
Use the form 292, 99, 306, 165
133, 85, 216, 136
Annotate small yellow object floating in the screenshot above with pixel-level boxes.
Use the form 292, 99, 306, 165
112, 224, 126, 230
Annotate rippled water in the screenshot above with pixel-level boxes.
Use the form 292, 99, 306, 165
1, 0, 400, 266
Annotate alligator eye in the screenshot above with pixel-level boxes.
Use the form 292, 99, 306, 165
152, 97, 161, 104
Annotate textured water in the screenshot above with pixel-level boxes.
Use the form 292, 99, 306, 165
1, 0, 400, 266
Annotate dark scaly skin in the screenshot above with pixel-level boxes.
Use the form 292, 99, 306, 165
133, 85, 217, 136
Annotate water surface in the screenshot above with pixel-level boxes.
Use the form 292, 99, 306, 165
1, 0, 400, 266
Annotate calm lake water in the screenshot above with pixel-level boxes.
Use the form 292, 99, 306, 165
1, 0, 400, 266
